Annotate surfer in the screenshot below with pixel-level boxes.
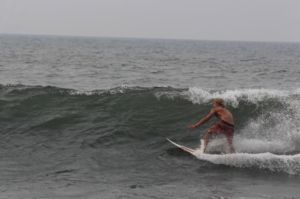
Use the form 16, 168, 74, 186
188, 98, 235, 153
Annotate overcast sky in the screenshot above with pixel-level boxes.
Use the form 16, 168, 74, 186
0, 0, 299, 42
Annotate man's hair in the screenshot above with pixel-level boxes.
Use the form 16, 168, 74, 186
213, 98, 225, 107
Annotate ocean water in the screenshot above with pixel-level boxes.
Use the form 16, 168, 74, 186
0, 34, 300, 198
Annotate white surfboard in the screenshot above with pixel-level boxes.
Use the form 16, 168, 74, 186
166, 138, 204, 155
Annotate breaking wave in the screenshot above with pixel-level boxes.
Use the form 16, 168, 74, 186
1, 84, 300, 174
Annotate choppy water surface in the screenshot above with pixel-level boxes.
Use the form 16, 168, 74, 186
0, 34, 300, 198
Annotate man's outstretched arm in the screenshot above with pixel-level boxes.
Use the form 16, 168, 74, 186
188, 109, 215, 129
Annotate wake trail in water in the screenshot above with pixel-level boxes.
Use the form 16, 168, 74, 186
193, 151, 300, 175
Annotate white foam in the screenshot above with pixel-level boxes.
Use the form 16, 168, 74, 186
199, 135, 295, 154
193, 152, 300, 175
233, 137, 292, 154
191, 134, 300, 174
187, 87, 293, 107
67, 85, 132, 96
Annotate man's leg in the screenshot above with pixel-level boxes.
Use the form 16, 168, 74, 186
202, 130, 212, 153
203, 124, 219, 153
226, 134, 235, 153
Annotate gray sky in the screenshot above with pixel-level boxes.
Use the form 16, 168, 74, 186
0, 0, 299, 42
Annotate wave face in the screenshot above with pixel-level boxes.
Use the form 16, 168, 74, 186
1, 84, 300, 174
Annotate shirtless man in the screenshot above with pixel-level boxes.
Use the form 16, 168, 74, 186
188, 98, 235, 153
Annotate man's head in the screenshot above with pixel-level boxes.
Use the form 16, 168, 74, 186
212, 98, 224, 108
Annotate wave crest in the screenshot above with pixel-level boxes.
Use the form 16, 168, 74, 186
187, 87, 298, 107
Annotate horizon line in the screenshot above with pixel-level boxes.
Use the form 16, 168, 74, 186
1, 32, 300, 44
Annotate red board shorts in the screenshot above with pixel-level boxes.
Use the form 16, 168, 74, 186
208, 121, 234, 140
